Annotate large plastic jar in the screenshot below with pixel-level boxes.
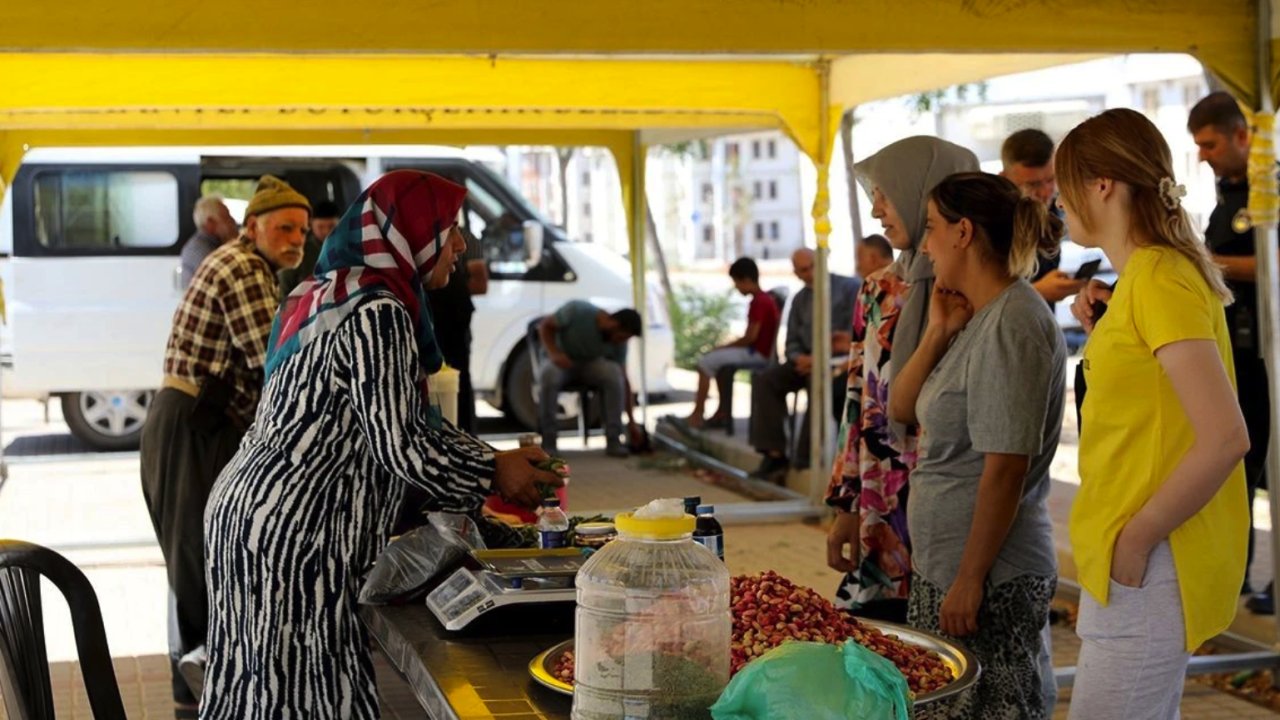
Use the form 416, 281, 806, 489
571, 509, 730, 720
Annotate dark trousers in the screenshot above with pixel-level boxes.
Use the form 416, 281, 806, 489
749, 363, 846, 467
443, 348, 476, 435
538, 358, 626, 451
139, 388, 243, 703
1237, 355, 1271, 579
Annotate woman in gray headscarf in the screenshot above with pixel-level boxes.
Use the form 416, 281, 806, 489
825, 137, 979, 622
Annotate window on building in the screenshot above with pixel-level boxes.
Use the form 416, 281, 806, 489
583, 232, 593, 243
769, 181, 778, 200
755, 222, 765, 240
769, 221, 780, 240
1142, 86, 1160, 117
752, 140, 762, 159
581, 171, 591, 186
752, 181, 762, 200
1184, 80, 1205, 109
703, 225, 714, 243
583, 202, 592, 215
34, 169, 180, 250
701, 182, 714, 203
767, 140, 777, 159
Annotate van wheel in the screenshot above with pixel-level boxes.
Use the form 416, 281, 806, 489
505, 350, 541, 430
62, 390, 153, 451
504, 349, 599, 432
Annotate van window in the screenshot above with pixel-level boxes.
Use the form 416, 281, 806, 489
34, 170, 180, 250
200, 178, 259, 223
466, 177, 532, 276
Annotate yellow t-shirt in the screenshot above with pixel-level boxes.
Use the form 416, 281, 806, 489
1073, 246, 1248, 652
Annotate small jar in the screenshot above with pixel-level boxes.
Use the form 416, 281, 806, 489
572, 522, 617, 550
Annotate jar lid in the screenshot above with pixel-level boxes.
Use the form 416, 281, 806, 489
575, 522, 616, 536
614, 511, 695, 539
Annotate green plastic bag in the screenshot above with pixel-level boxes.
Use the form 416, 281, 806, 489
710, 641, 912, 720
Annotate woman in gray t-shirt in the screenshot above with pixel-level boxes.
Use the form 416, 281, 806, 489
888, 173, 1067, 720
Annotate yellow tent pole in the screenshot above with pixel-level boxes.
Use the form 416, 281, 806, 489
628, 132, 650, 427
0, 132, 18, 207
809, 59, 836, 505
0, 131, 13, 484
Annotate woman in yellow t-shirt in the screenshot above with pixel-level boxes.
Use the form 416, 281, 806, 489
1059, 109, 1250, 719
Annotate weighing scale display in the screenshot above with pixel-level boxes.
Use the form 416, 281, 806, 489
426, 566, 576, 631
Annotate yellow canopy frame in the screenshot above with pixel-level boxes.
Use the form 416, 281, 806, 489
0, 0, 1278, 508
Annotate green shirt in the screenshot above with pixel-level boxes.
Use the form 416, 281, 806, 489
554, 300, 628, 365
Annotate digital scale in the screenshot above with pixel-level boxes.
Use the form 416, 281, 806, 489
426, 548, 584, 631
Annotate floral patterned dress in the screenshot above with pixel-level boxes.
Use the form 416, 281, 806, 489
826, 267, 919, 618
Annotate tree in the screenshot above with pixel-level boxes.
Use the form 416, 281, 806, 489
555, 146, 576, 228
840, 109, 864, 245
908, 82, 989, 114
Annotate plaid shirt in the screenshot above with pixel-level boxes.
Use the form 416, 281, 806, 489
164, 237, 280, 428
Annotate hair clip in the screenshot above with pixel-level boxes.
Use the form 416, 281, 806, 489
1158, 177, 1187, 211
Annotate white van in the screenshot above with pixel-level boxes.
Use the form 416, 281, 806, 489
0, 145, 674, 449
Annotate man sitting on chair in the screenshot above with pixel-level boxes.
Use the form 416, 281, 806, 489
685, 257, 781, 429
538, 301, 642, 457
749, 248, 860, 480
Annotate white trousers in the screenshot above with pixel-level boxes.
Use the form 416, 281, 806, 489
1068, 542, 1188, 720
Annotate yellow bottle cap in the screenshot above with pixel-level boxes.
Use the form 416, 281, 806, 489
613, 511, 695, 540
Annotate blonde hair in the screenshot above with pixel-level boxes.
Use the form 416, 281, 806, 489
1056, 108, 1232, 303
930, 172, 1063, 279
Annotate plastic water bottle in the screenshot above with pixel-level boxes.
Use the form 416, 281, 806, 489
692, 504, 724, 561
683, 495, 702, 517
538, 498, 570, 549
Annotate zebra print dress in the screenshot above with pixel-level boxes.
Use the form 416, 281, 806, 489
201, 295, 495, 719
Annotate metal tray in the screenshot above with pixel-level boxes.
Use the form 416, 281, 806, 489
527, 619, 980, 705
529, 639, 575, 695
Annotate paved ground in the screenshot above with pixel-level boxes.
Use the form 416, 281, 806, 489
4, 370, 1280, 718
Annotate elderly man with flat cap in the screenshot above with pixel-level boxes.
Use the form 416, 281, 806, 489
140, 175, 310, 715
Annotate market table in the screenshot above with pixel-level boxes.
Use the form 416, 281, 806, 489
361, 599, 974, 720
361, 603, 572, 720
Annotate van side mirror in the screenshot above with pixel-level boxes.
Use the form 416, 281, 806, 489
523, 220, 544, 266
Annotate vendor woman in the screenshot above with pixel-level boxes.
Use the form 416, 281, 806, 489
199, 171, 562, 719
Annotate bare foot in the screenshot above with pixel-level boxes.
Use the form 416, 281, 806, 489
685, 414, 705, 428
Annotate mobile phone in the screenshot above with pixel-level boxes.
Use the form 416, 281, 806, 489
1090, 281, 1116, 324
1074, 259, 1103, 281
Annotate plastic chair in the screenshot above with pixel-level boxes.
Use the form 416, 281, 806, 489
526, 318, 598, 447
0, 539, 126, 720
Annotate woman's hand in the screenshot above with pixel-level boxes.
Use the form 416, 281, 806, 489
493, 447, 566, 508
826, 510, 861, 573
940, 575, 984, 637
1033, 270, 1087, 304
928, 285, 974, 339
1070, 280, 1114, 335
1109, 525, 1153, 588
